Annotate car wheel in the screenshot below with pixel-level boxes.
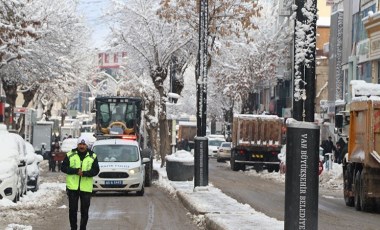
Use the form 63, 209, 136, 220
137, 185, 144, 196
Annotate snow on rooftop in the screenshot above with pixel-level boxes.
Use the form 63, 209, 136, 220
234, 114, 281, 120
317, 17, 330, 27
351, 80, 380, 97
178, 121, 197, 126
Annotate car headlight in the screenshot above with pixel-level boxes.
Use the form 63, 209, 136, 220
128, 167, 140, 175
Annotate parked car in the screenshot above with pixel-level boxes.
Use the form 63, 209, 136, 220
216, 142, 232, 162
278, 144, 324, 175
25, 141, 43, 192
91, 138, 150, 196
0, 124, 28, 202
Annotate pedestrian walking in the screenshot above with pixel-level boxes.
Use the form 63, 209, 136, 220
61, 135, 100, 230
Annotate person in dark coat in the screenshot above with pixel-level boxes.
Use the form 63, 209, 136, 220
61, 136, 100, 230
50, 142, 61, 172
321, 136, 336, 162
335, 138, 347, 164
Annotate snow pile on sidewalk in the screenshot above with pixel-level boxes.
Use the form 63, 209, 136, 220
153, 161, 284, 230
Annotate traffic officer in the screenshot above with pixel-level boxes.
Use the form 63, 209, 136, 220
61, 135, 100, 230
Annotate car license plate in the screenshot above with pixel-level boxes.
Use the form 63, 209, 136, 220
105, 180, 123, 185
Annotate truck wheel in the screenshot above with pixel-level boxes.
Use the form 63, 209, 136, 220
354, 171, 361, 211
343, 164, 354, 207
360, 170, 375, 212
255, 164, 263, 173
231, 158, 239, 171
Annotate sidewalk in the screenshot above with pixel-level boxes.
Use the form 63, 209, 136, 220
153, 164, 284, 230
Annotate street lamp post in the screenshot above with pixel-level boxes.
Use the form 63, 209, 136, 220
194, 0, 209, 188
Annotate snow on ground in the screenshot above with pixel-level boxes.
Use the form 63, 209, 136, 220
0, 158, 344, 230
241, 160, 343, 191
152, 159, 344, 229
0, 161, 66, 230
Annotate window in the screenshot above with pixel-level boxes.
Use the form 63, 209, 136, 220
105, 54, 109, 63
98, 53, 103, 65
114, 54, 118, 63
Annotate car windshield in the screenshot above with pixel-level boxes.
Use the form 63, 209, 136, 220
209, 140, 224, 147
93, 145, 139, 162
221, 143, 231, 148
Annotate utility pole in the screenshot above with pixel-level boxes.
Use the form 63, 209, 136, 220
194, 0, 209, 187
285, 1, 319, 230
196, 0, 208, 137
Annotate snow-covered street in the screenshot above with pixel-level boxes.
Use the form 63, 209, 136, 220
0, 159, 345, 230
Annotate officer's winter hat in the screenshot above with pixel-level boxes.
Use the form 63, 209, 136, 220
77, 135, 89, 146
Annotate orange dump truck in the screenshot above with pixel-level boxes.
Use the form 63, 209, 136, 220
343, 97, 380, 212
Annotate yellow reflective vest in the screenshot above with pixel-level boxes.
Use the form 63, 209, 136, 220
66, 150, 97, 192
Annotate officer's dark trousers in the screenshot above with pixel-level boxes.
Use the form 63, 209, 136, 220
67, 189, 92, 230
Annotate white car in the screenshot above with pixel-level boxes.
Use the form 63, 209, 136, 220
91, 139, 150, 196
216, 142, 232, 162
208, 138, 225, 157
0, 125, 28, 202
25, 141, 43, 192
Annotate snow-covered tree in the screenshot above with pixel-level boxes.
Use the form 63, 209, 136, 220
159, 0, 262, 123
0, 0, 41, 68
0, 0, 93, 132
211, 0, 292, 115
159, 0, 292, 122
107, 0, 195, 165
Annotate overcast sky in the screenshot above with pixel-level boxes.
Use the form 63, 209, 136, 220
78, 0, 110, 49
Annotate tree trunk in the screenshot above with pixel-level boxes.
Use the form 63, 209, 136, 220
149, 66, 170, 167
17, 88, 38, 136
143, 96, 159, 160
2, 79, 18, 129
158, 110, 170, 167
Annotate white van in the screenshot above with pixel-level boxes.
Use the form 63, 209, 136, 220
91, 139, 150, 196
